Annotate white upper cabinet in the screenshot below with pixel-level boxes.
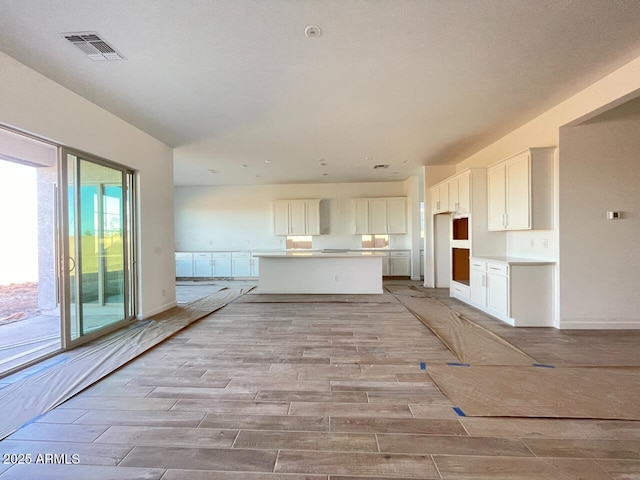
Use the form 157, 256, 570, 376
272, 199, 321, 235
487, 164, 507, 230
487, 147, 555, 231
368, 199, 388, 234
431, 182, 449, 214
273, 202, 290, 235
431, 171, 470, 215
352, 197, 407, 234
354, 198, 369, 235
386, 198, 407, 234
447, 171, 471, 215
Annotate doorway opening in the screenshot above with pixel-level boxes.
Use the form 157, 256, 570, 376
0, 129, 60, 376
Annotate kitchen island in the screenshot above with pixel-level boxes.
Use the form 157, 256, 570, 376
252, 251, 386, 294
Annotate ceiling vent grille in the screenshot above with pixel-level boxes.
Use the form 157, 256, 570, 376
62, 32, 124, 61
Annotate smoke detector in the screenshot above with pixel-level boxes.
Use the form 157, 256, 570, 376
62, 32, 125, 61
304, 25, 322, 38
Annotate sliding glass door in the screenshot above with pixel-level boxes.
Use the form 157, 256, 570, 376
61, 150, 136, 347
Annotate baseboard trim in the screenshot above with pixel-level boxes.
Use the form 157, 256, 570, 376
138, 300, 177, 320
560, 318, 640, 330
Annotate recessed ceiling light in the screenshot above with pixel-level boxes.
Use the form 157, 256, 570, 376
392, 171, 399, 174
322, 173, 328, 176
255, 174, 261, 177
208, 169, 219, 174
304, 25, 322, 38
241, 164, 248, 168
264, 160, 272, 164
373, 164, 390, 170
402, 160, 409, 164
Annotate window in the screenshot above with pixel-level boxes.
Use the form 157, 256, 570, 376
361, 234, 389, 249
286, 235, 312, 250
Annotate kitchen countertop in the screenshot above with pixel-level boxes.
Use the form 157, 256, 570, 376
472, 256, 556, 266
253, 251, 388, 258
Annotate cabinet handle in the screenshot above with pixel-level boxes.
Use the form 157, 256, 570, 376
481, 275, 486, 287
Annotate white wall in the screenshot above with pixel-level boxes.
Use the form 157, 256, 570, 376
0, 52, 176, 318
174, 181, 413, 252
558, 99, 640, 328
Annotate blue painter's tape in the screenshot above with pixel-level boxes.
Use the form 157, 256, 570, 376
18, 413, 46, 430
453, 407, 466, 417
420, 362, 426, 370
447, 362, 471, 367
23, 355, 70, 379
532, 363, 555, 368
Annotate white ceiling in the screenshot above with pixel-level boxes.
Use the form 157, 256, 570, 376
1, 1, 640, 186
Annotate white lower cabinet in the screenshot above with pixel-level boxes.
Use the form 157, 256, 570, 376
381, 253, 390, 276
486, 264, 509, 317
250, 254, 260, 277
231, 252, 251, 277
469, 260, 487, 305
193, 253, 213, 277
212, 252, 232, 277
466, 257, 554, 327
175, 253, 194, 277
450, 281, 470, 301
389, 251, 410, 276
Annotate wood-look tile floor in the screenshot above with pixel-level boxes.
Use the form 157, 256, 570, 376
1, 290, 639, 479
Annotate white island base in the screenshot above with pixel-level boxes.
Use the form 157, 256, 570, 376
253, 252, 384, 294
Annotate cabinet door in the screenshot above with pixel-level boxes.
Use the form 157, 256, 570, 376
193, 253, 213, 277
175, 253, 194, 277
390, 256, 410, 276
305, 200, 320, 235
430, 187, 441, 214
288, 201, 306, 235
470, 269, 487, 306
387, 198, 407, 234
250, 256, 260, 277
487, 164, 506, 231
212, 255, 232, 277
438, 183, 450, 213
232, 257, 251, 277
457, 173, 470, 214
354, 199, 369, 234
368, 199, 388, 234
487, 272, 509, 316
505, 153, 531, 230
273, 202, 289, 235
448, 178, 459, 212
381, 256, 390, 276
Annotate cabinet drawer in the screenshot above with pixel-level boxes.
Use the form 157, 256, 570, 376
451, 282, 470, 300
487, 262, 509, 276
232, 252, 250, 258
390, 250, 410, 257
470, 259, 487, 270
211, 252, 232, 259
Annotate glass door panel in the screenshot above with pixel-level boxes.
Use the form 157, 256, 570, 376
63, 152, 134, 345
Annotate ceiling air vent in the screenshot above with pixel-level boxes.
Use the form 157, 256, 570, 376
373, 164, 390, 169
62, 32, 125, 61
